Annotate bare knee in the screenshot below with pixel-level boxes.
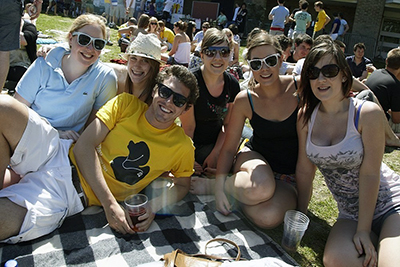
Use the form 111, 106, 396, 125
0, 198, 27, 240
244, 205, 286, 229
240, 174, 275, 205
323, 248, 358, 267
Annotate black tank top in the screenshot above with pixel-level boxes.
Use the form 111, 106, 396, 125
245, 90, 299, 174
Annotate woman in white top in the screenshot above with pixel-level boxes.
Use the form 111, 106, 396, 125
222, 28, 239, 67
167, 20, 191, 66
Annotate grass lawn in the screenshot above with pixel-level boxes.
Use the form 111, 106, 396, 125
35, 14, 400, 267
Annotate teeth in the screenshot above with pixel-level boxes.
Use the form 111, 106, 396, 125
260, 73, 272, 78
81, 53, 92, 58
160, 105, 171, 113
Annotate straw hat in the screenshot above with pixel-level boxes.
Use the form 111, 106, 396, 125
122, 32, 162, 63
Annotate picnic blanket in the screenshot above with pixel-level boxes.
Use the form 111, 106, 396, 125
0, 194, 298, 266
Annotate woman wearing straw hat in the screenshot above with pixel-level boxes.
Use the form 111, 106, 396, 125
110, 33, 162, 105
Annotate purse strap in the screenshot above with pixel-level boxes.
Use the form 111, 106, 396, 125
204, 238, 241, 261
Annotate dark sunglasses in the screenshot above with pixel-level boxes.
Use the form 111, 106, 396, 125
158, 83, 188, 108
72, 32, 106, 51
202, 46, 230, 58
247, 53, 280, 71
307, 64, 340, 80
150, 22, 157, 25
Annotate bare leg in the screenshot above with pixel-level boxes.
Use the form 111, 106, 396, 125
242, 180, 297, 229
323, 219, 377, 267
377, 213, 400, 266
0, 51, 10, 89
0, 198, 27, 240
224, 150, 275, 205
0, 95, 29, 189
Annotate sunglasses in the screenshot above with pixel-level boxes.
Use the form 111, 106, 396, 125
150, 22, 157, 25
247, 53, 280, 71
307, 64, 340, 80
72, 32, 106, 51
158, 83, 188, 108
202, 46, 230, 58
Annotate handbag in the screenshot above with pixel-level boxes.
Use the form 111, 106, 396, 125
162, 238, 243, 267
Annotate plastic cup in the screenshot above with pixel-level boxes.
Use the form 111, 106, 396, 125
124, 194, 148, 231
281, 210, 310, 252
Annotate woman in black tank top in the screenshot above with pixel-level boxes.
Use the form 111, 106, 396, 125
191, 32, 300, 229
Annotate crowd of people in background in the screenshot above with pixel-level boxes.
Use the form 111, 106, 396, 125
1, 0, 400, 266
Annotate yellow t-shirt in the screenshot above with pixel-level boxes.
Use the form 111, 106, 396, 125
70, 93, 194, 206
314, 10, 327, 32
160, 27, 175, 44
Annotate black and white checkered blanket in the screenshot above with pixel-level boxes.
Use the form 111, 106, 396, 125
0, 194, 297, 266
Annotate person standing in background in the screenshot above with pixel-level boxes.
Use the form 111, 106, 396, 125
337, 13, 349, 41
0, 0, 42, 90
232, 3, 240, 25
125, 0, 135, 21
312, 1, 330, 39
236, 3, 247, 38
329, 13, 341, 40
268, 0, 290, 36
292, 1, 311, 39
162, 0, 174, 27
287, 0, 303, 40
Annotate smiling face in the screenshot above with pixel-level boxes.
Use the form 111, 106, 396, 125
68, 24, 104, 67
127, 55, 153, 88
201, 41, 230, 76
310, 55, 345, 103
295, 42, 311, 60
146, 76, 189, 129
249, 45, 282, 86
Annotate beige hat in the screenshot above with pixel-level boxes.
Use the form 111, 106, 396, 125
122, 32, 162, 63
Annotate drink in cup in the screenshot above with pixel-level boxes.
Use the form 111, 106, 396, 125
124, 194, 148, 231
281, 210, 309, 252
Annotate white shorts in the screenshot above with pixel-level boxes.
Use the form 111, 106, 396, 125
0, 109, 83, 244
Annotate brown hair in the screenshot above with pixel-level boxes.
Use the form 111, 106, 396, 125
125, 58, 160, 105
387, 48, 400, 70
68, 14, 106, 39
138, 14, 150, 29
298, 41, 353, 125
156, 65, 199, 110
201, 28, 231, 51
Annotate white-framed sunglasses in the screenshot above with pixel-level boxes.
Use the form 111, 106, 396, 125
247, 53, 281, 71
72, 32, 106, 51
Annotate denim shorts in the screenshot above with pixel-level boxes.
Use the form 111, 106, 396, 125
0, 0, 23, 51
372, 205, 400, 235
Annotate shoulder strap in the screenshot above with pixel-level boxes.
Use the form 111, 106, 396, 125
355, 100, 366, 129
293, 76, 300, 103
246, 89, 255, 113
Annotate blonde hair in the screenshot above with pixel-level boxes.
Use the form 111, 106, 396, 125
68, 14, 106, 39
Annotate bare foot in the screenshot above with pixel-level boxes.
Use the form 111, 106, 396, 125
189, 176, 216, 195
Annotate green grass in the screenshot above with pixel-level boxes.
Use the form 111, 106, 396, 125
35, 14, 400, 267
36, 14, 122, 63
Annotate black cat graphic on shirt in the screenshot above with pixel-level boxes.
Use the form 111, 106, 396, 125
111, 140, 150, 185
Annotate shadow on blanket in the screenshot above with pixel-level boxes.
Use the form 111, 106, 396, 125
0, 194, 298, 266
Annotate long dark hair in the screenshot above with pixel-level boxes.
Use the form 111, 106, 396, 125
298, 41, 353, 125
124, 59, 160, 105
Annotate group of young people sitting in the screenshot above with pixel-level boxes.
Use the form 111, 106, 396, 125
1, 12, 400, 267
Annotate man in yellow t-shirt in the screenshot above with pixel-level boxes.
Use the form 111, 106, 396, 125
313, 1, 330, 39
0, 65, 199, 243
158, 20, 175, 50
